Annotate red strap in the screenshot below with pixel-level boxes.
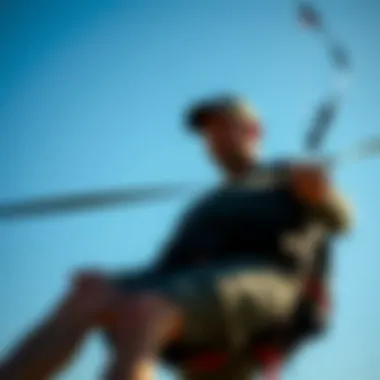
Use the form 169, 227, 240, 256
185, 348, 282, 379
252, 345, 283, 380
185, 352, 229, 372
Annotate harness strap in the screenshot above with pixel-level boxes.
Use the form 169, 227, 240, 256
183, 347, 283, 379
252, 345, 283, 380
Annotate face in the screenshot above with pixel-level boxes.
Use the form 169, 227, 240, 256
201, 105, 261, 170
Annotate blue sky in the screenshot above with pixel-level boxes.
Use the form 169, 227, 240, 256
0, 0, 379, 379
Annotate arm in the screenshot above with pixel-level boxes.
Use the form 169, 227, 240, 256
290, 164, 354, 234
312, 190, 353, 233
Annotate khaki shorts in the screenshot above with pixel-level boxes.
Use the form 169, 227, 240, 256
109, 260, 301, 379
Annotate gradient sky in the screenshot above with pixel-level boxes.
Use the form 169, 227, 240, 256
0, 1, 379, 379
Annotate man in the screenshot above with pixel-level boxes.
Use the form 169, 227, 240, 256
0, 95, 351, 380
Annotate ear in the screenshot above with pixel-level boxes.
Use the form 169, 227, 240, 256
202, 113, 222, 127
250, 119, 262, 140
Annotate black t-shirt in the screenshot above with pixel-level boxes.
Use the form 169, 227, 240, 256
155, 161, 331, 274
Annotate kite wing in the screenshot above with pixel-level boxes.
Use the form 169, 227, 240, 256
297, 2, 352, 153
298, 2, 322, 28
0, 184, 197, 220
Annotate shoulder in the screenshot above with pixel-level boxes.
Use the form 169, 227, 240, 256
185, 187, 220, 213
238, 160, 292, 189
173, 186, 221, 228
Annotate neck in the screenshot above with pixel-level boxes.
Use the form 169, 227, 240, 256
223, 156, 256, 182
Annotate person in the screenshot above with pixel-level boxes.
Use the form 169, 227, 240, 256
0, 95, 352, 380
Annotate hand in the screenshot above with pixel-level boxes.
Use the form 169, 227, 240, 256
289, 163, 331, 206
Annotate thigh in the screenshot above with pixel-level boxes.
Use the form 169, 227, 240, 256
108, 267, 226, 346
108, 261, 300, 350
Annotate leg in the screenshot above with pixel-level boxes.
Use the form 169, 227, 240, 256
100, 264, 253, 380
103, 261, 300, 380
102, 266, 235, 380
0, 271, 121, 380
103, 294, 182, 380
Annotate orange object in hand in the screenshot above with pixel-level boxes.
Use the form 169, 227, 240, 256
290, 164, 330, 206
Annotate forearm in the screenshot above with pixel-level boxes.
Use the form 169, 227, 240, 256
311, 191, 353, 234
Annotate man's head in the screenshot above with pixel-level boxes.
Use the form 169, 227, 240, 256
185, 95, 262, 175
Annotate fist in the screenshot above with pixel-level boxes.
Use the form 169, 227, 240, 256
289, 163, 330, 206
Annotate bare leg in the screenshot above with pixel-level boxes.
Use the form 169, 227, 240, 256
0, 272, 118, 380
104, 295, 183, 380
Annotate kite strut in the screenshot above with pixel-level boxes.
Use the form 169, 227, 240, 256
297, 1, 352, 153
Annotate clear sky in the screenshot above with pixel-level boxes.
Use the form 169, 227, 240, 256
0, 0, 379, 379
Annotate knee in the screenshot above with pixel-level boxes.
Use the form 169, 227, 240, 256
66, 269, 114, 318
115, 294, 183, 340
131, 295, 178, 322
72, 269, 106, 290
